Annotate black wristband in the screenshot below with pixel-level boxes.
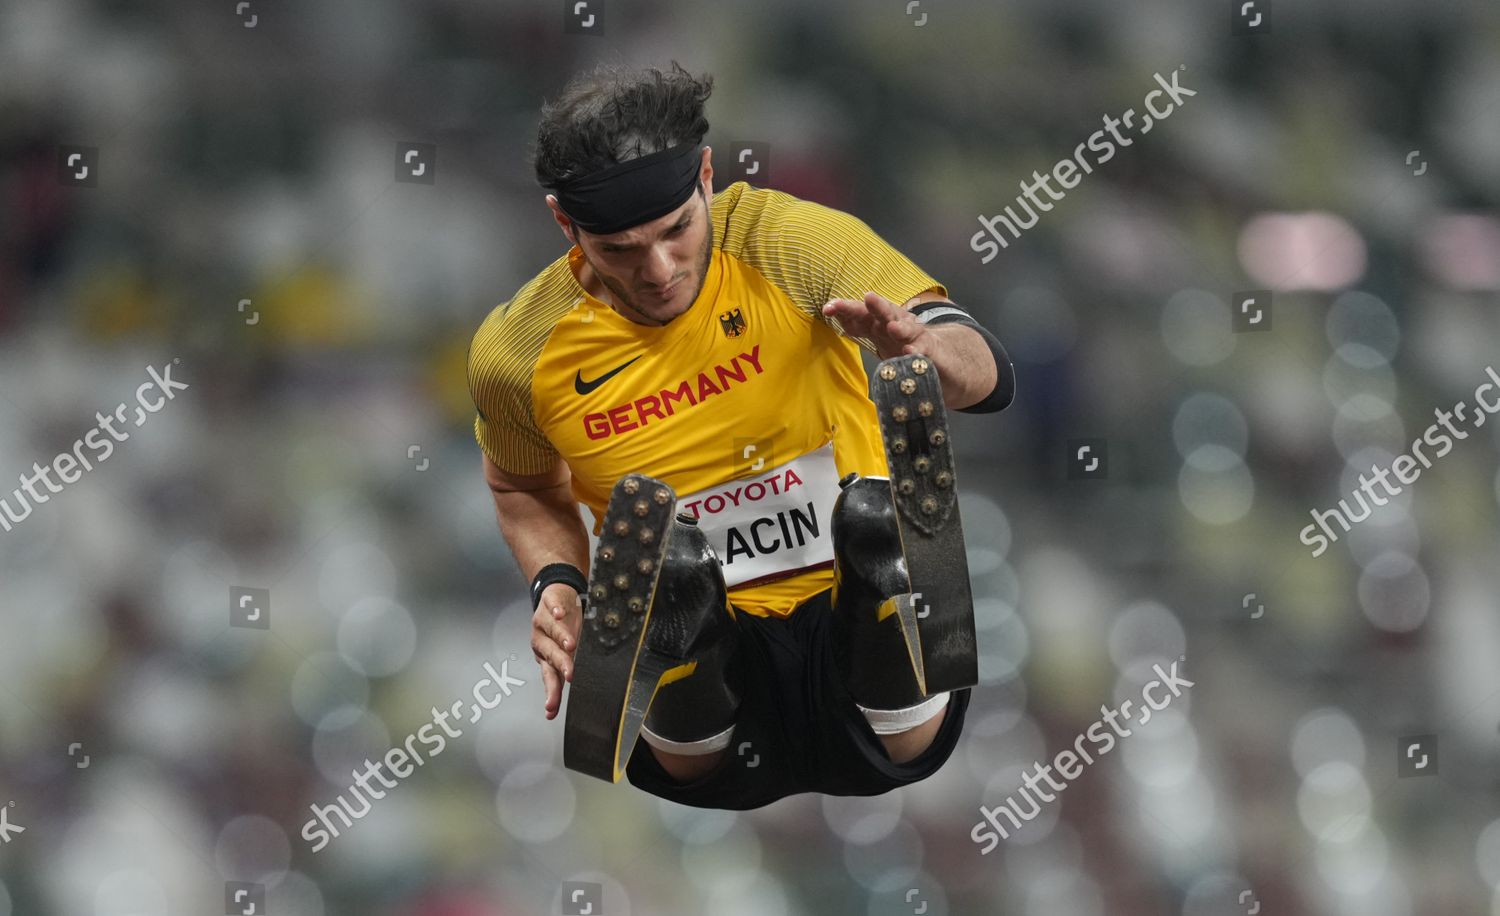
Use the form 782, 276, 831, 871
531, 562, 588, 611
910, 300, 1016, 414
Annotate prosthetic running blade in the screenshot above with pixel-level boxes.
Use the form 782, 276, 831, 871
868, 353, 979, 695
563, 475, 686, 782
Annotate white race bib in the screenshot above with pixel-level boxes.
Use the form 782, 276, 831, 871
677, 443, 842, 588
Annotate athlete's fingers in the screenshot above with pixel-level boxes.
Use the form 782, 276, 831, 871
540, 660, 563, 719
822, 297, 873, 324
542, 605, 572, 652
559, 594, 584, 636
531, 626, 572, 677
538, 584, 583, 651
822, 296, 870, 326
540, 581, 582, 616
855, 293, 904, 334
868, 294, 944, 359
531, 604, 575, 680
830, 294, 909, 352
883, 313, 923, 342
542, 602, 581, 656
873, 298, 915, 343
867, 294, 924, 339
862, 291, 904, 324
823, 299, 882, 341
825, 296, 933, 360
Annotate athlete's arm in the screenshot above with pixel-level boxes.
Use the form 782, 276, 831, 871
822, 291, 1000, 411
748, 196, 1003, 409
485, 453, 591, 721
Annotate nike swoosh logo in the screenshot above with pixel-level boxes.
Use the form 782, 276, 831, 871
575, 355, 643, 395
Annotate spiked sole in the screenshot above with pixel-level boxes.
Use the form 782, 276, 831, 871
563, 475, 684, 783
869, 353, 979, 695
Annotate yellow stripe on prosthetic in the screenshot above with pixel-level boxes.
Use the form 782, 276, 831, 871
610, 658, 701, 782
657, 660, 698, 686
876, 595, 928, 695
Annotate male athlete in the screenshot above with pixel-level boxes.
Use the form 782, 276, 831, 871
468, 62, 1014, 810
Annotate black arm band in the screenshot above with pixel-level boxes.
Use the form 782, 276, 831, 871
530, 563, 588, 611
909, 300, 1017, 413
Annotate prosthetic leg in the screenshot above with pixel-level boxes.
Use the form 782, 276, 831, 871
832, 354, 978, 725
563, 476, 740, 783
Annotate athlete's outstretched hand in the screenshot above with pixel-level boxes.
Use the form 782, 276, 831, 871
531, 582, 583, 720
823, 292, 998, 410
821, 292, 932, 361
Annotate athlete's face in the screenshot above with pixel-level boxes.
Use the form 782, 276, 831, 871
549, 149, 715, 326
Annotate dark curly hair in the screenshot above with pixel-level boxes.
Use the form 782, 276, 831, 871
532, 61, 713, 189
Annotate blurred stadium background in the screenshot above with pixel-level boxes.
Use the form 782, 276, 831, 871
3, 0, 1500, 913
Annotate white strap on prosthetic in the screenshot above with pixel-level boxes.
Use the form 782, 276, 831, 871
857, 692, 951, 735
641, 723, 736, 756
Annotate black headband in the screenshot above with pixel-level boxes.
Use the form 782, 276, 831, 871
551, 142, 703, 235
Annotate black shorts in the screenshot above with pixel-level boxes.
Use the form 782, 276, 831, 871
624, 587, 972, 810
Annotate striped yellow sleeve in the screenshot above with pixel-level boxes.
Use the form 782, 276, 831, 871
734, 188, 948, 351
467, 304, 560, 476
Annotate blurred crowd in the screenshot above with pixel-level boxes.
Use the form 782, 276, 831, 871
2, 0, 1499, 914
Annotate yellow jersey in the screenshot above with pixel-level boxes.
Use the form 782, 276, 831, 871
468, 181, 946, 617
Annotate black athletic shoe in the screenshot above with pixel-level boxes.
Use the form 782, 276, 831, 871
867, 353, 978, 696
562, 477, 740, 783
